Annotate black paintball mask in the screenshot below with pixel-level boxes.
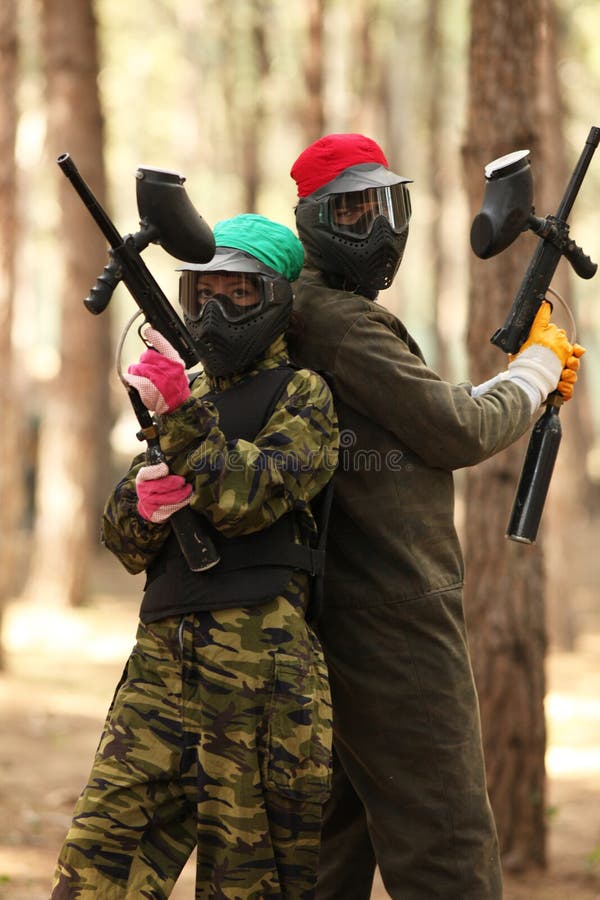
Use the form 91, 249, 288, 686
295, 163, 412, 295
178, 248, 293, 377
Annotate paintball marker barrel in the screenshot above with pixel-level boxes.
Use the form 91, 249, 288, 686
57, 153, 123, 248
556, 126, 600, 221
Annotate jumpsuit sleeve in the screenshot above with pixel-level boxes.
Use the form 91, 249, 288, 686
100, 371, 339, 570
333, 310, 532, 470
159, 369, 339, 537
100, 454, 172, 574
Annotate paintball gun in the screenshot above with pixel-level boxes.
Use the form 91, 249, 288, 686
470, 126, 600, 543
57, 153, 220, 571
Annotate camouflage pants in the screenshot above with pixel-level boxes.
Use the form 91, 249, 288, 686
51, 585, 332, 899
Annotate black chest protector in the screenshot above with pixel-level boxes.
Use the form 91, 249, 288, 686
139, 366, 327, 624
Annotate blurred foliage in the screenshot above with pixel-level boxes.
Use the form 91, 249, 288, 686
556, 3, 600, 316
9, 0, 600, 464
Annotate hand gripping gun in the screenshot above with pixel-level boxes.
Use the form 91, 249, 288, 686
470, 126, 600, 543
57, 154, 220, 570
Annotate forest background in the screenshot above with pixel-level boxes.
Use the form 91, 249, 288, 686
0, 0, 599, 897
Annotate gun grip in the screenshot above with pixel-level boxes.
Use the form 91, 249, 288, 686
171, 507, 220, 572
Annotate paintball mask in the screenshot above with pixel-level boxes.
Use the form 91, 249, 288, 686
295, 163, 412, 294
178, 248, 293, 377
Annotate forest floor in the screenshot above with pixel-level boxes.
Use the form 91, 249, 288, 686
0, 527, 599, 900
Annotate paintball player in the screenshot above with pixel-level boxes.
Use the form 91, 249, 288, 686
50, 214, 339, 899
287, 132, 584, 900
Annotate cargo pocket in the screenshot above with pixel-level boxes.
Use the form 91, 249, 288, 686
263, 651, 332, 805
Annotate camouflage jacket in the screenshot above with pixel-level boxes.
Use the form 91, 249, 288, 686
102, 335, 339, 574
290, 266, 533, 609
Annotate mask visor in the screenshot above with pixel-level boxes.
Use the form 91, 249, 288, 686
179, 270, 271, 322
324, 184, 412, 238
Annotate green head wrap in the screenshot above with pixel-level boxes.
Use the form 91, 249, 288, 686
212, 214, 304, 282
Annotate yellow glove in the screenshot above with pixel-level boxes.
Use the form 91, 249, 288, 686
557, 343, 586, 401
509, 300, 572, 368
506, 301, 575, 413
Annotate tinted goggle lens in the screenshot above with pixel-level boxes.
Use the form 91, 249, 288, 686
179, 271, 267, 322
324, 184, 412, 238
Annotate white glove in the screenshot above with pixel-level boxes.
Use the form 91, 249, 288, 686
472, 302, 572, 415
505, 345, 562, 413
471, 372, 507, 398
471, 347, 562, 415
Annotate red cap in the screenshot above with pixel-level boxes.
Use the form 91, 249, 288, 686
290, 133, 390, 198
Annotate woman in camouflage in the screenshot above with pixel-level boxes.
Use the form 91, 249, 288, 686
50, 215, 338, 900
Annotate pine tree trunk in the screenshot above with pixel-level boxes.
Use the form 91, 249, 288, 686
424, 0, 453, 379
302, 0, 326, 142
23, 0, 112, 607
0, 0, 23, 668
463, 0, 549, 871
537, 1, 594, 651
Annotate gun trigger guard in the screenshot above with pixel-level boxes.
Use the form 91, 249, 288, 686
136, 320, 152, 349
115, 308, 145, 386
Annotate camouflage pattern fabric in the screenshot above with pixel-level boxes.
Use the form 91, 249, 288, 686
51, 575, 332, 899
101, 335, 339, 576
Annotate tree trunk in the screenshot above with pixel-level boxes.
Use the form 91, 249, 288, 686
463, 0, 549, 871
302, 0, 326, 142
218, 0, 271, 213
424, 0, 453, 379
0, 0, 22, 668
352, 0, 380, 137
241, 0, 271, 213
23, 0, 111, 607
537, 0, 594, 651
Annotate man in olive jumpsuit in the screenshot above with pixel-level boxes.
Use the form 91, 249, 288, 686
51, 215, 338, 899
287, 133, 584, 899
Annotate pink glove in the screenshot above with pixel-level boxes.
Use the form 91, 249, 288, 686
124, 326, 190, 414
136, 462, 192, 523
